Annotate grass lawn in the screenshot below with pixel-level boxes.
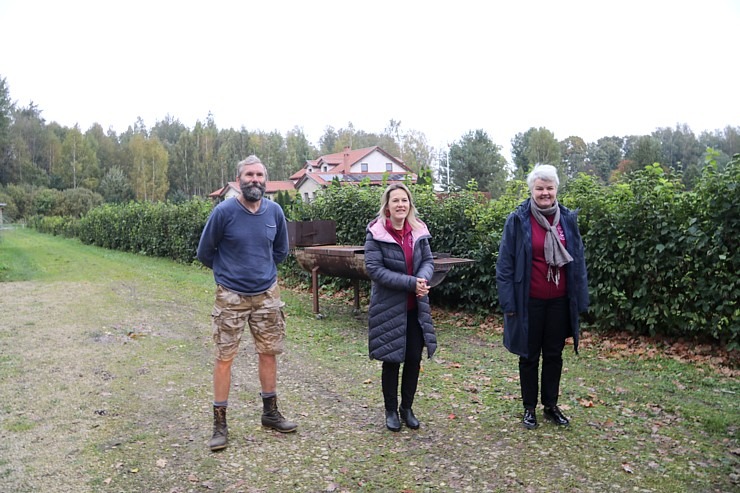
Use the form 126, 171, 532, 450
0, 227, 737, 492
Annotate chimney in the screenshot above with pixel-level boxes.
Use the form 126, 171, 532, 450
343, 146, 350, 167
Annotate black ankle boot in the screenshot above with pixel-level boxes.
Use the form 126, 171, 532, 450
522, 408, 538, 429
543, 405, 570, 426
399, 407, 420, 429
385, 409, 401, 432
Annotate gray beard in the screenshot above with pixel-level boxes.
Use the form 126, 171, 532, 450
241, 182, 265, 202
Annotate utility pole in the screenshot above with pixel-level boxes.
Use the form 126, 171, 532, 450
446, 143, 451, 192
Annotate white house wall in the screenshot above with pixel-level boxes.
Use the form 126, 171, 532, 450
348, 150, 403, 173
296, 179, 321, 202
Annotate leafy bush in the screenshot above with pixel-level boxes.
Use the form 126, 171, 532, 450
75, 199, 213, 263
29, 215, 79, 237
27, 158, 740, 346
568, 158, 739, 347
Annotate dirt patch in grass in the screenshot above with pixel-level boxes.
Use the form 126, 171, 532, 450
0, 229, 738, 492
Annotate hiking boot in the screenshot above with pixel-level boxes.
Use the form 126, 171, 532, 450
208, 405, 228, 451
261, 395, 298, 433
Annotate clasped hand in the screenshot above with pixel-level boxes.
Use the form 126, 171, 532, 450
415, 278, 430, 298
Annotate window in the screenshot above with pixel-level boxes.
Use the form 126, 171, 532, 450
386, 163, 393, 171
304, 192, 310, 202
307, 166, 313, 173
322, 165, 328, 172
361, 163, 368, 172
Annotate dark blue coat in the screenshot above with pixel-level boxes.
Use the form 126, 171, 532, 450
496, 199, 589, 358
364, 218, 436, 363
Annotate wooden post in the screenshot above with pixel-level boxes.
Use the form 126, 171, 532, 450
353, 279, 361, 314
311, 266, 320, 314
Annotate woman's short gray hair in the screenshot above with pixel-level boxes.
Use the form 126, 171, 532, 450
526, 164, 559, 189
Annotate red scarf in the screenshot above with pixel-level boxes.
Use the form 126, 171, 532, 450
384, 219, 416, 309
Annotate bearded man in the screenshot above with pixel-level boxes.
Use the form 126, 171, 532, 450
197, 155, 296, 451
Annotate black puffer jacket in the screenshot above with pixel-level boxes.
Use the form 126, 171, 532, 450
364, 218, 437, 363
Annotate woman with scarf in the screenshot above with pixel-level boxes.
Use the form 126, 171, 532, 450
365, 183, 436, 432
496, 164, 589, 429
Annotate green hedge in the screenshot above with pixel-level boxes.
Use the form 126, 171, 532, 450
568, 158, 739, 346
29, 156, 739, 347
74, 200, 211, 263
284, 163, 738, 346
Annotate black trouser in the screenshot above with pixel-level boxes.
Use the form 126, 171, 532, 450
382, 309, 424, 412
519, 297, 570, 410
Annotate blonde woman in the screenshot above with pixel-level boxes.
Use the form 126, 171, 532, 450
364, 184, 437, 431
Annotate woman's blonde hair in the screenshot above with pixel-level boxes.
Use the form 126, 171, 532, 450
377, 183, 422, 230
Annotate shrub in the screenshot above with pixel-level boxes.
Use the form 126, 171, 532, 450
76, 199, 213, 263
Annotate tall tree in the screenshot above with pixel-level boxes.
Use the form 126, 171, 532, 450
652, 124, 703, 173
54, 125, 98, 189
525, 127, 561, 169
378, 119, 402, 156
626, 135, 663, 170
285, 126, 315, 177
318, 126, 338, 155
127, 133, 168, 201
86, 123, 123, 179
401, 129, 433, 173
448, 129, 507, 197
248, 130, 287, 180
170, 130, 196, 197
698, 125, 740, 169
511, 128, 535, 178
9, 103, 49, 186
587, 136, 624, 182
0, 76, 13, 185
215, 129, 246, 185
144, 137, 169, 201
560, 136, 588, 179
99, 165, 133, 203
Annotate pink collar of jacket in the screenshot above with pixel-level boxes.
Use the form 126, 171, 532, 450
368, 218, 431, 249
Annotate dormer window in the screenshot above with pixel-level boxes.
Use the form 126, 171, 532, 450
361, 163, 368, 172
307, 166, 313, 173
322, 165, 328, 172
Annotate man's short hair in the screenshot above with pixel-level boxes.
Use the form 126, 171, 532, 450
236, 155, 267, 179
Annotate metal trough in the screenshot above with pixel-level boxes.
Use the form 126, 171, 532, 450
294, 245, 474, 315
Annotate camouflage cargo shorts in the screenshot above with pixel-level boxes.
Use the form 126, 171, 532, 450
210, 281, 286, 361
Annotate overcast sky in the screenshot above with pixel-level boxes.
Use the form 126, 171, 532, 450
2, 0, 738, 157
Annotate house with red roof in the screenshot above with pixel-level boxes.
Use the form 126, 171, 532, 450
208, 146, 415, 203
208, 180, 296, 203
290, 146, 416, 202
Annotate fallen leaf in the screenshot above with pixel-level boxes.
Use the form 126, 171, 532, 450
156, 458, 167, 468
129, 468, 139, 473
448, 413, 456, 420
362, 379, 373, 384
621, 463, 633, 474
103, 478, 112, 485
579, 398, 594, 407
188, 473, 199, 482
